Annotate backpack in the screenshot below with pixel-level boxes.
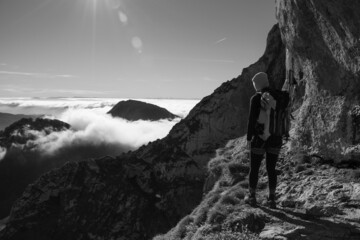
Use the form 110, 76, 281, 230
266, 90, 291, 138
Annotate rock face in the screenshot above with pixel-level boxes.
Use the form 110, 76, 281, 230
276, 0, 360, 161
108, 99, 178, 121
0, 24, 285, 240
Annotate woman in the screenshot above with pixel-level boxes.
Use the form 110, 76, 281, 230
244, 72, 282, 208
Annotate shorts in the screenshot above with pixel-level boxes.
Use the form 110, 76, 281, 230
251, 135, 282, 155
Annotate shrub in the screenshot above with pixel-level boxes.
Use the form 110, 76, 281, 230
294, 164, 306, 173
202, 224, 261, 240
208, 157, 226, 177
228, 162, 249, 175
219, 193, 241, 206
193, 191, 221, 225
222, 186, 246, 203
352, 169, 360, 180
207, 203, 233, 225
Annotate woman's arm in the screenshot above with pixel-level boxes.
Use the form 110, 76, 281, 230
247, 94, 260, 141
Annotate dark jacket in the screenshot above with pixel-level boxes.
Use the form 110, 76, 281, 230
247, 87, 274, 141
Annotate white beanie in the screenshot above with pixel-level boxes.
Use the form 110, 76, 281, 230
252, 72, 269, 91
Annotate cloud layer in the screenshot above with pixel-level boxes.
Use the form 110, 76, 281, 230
0, 98, 199, 158
0, 98, 198, 118
44, 108, 178, 154
0, 147, 6, 161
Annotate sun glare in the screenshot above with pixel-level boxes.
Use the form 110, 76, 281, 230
80, 0, 142, 55
86, 0, 123, 10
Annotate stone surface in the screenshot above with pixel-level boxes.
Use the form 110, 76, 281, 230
276, 0, 360, 161
108, 99, 178, 121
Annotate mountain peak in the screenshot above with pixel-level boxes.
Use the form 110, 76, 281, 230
108, 99, 179, 121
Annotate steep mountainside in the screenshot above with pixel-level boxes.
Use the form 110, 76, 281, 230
155, 137, 360, 240
0, 24, 285, 240
108, 99, 178, 121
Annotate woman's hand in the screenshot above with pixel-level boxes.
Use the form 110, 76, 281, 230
247, 140, 251, 159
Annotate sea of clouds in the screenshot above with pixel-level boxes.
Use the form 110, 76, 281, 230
0, 98, 199, 160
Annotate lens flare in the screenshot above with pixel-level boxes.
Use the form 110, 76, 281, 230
118, 10, 128, 25
131, 37, 143, 53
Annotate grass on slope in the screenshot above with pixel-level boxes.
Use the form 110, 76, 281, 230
154, 137, 263, 240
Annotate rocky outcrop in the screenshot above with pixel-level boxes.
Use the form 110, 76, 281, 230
276, 0, 360, 161
108, 99, 178, 121
0, 24, 285, 240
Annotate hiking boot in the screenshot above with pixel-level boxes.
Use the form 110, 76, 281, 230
266, 194, 276, 209
244, 193, 257, 207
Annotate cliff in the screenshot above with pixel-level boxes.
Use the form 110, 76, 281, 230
108, 100, 178, 121
0, 24, 285, 240
276, 0, 360, 161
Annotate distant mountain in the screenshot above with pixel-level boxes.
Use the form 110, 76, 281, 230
0, 118, 71, 219
108, 99, 179, 121
0, 117, 133, 219
0, 112, 40, 131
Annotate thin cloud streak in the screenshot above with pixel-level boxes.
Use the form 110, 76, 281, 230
214, 37, 227, 45
1, 87, 109, 95
191, 58, 235, 64
152, 56, 235, 64
0, 71, 77, 79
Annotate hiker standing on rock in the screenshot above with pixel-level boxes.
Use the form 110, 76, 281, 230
244, 72, 289, 209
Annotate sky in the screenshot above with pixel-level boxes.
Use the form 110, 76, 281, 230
0, 0, 276, 99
